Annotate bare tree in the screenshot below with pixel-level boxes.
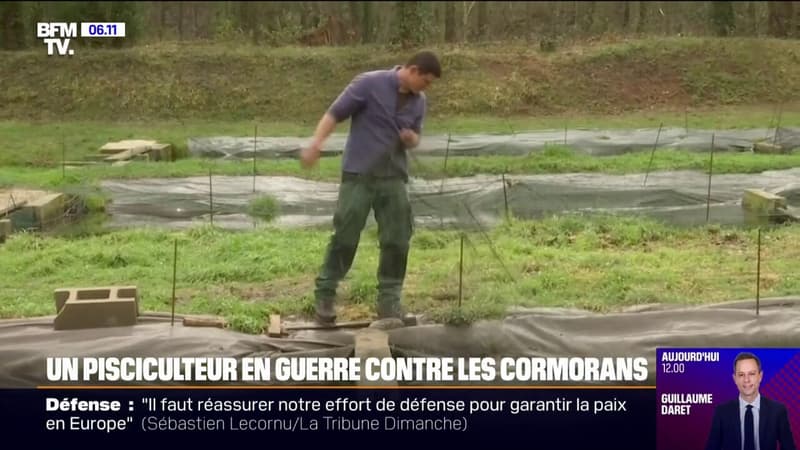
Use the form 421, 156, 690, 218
178, 1, 184, 40
361, 1, 373, 43
444, 1, 456, 42
476, 1, 488, 40
768, 1, 794, 37
710, 1, 735, 36
0, 1, 25, 49
747, 1, 758, 35
462, 1, 476, 42
637, 1, 648, 34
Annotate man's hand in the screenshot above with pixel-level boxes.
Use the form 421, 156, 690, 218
399, 128, 420, 149
300, 142, 322, 169
301, 113, 337, 169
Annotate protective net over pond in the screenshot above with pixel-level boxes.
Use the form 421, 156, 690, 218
187, 127, 800, 159
101, 169, 800, 230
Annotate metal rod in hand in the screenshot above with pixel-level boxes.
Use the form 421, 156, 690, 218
706, 133, 715, 223
253, 125, 258, 193
208, 168, 213, 226
171, 238, 178, 326
502, 172, 509, 220
756, 227, 761, 316
643, 122, 664, 187
459, 233, 464, 308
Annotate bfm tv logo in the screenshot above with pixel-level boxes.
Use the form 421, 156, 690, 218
37, 22, 76, 56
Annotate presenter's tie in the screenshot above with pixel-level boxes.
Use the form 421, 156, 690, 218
744, 404, 755, 450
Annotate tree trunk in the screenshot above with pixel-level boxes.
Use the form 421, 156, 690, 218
462, 1, 476, 42
476, 1, 487, 40
178, 1, 184, 41
348, 1, 360, 38
159, 2, 167, 40
396, 1, 424, 48
767, 1, 793, 37
525, 1, 536, 37
747, 1, 758, 35
251, 3, 262, 44
636, 1, 648, 33
0, 1, 25, 50
572, 1, 579, 31
444, 1, 456, 42
710, 1, 735, 36
361, 1, 373, 43
622, 1, 630, 31
583, 1, 596, 34
193, 2, 199, 38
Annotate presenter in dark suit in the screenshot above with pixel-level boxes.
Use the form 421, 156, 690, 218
705, 352, 796, 450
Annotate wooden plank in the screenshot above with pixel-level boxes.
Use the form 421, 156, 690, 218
354, 328, 396, 387
104, 146, 150, 162
753, 142, 786, 154
62, 160, 101, 166
183, 315, 227, 328
100, 140, 158, 154
283, 315, 417, 332
267, 314, 283, 337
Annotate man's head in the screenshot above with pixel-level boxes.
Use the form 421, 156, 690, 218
398, 50, 441, 94
732, 352, 763, 402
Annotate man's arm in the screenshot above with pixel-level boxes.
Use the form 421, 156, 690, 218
776, 403, 797, 450
301, 74, 369, 168
306, 112, 337, 153
328, 73, 369, 123
301, 113, 336, 169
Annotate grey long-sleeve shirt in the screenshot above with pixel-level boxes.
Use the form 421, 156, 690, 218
327, 66, 427, 180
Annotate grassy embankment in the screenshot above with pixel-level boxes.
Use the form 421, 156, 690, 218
2, 36, 800, 186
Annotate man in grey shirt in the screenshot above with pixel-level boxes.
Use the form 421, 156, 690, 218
300, 51, 441, 324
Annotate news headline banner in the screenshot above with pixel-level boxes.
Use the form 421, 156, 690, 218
0, 388, 655, 448
45, 356, 649, 383
656, 347, 800, 450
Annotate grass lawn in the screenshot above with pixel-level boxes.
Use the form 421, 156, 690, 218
1, 215, 797, 333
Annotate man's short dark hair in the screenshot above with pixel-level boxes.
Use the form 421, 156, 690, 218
733, 352, 762, 373
406, 51, 441, 78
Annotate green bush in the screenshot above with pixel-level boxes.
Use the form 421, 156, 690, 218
247, 195, 279, 221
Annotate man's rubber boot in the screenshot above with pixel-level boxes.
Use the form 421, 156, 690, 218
315, 298, 337, 327
376, 299, 405, 321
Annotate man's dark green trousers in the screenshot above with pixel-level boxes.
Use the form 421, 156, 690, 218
314, 172, 414, 323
